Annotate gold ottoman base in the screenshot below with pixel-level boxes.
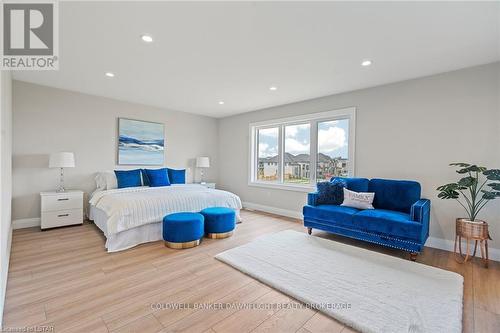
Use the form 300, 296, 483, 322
206, 231, 233, 239
164, 239, 200, 249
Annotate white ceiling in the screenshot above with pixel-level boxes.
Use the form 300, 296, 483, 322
13, 1, 500, 118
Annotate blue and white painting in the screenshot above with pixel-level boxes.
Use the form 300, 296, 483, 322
118, 118, 164, 165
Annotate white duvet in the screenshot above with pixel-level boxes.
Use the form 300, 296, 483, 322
89, 184, 242, 235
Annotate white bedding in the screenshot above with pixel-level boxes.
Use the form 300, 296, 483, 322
90, 206, 166, 252
89, 184, 242, 236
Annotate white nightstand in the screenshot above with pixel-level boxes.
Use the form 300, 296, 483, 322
196, 182, 216, 189
40, 190, 84, 230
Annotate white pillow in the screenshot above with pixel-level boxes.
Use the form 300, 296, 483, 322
94, 173, 107, 191
341, 188, 375, 210
95, 171, 118, 190
105, 171, 118, 189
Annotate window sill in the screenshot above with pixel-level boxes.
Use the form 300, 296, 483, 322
248, 181, 315, 193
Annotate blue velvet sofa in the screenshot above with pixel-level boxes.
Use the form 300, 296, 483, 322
303, 178, 430, 258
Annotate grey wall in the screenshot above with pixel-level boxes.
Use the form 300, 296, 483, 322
218, 62, 500, 248
0, 71, 13, 327
12, 81, 219, 221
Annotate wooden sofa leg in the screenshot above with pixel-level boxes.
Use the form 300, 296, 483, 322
409, 252, 418, 261
307, 227, 312, 235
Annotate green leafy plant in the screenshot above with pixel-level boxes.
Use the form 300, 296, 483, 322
437, 163, 500, 221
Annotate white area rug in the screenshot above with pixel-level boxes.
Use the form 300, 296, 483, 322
215, 230, 463, 333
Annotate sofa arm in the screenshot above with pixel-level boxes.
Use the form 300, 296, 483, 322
307, 192, 319, 206
411, 199, 430, 224
411, 199, 430, 242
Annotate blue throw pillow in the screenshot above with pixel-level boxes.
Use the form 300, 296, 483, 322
316, 179, 346, 205
144, 168, 170, 187
167, 168, 186, 184
114, 169, 142, 189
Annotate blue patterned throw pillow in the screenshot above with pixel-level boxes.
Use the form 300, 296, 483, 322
316, 179, 347, 205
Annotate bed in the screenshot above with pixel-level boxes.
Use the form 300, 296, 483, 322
89, 184, 242, 252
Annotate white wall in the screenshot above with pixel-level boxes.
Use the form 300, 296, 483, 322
0, 71, 13, 327
12, 81, 219, 223
218, 62, 500, 250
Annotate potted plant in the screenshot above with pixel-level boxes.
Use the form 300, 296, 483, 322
437, 163, 500, 265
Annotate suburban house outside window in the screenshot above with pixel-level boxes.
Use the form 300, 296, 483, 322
249, 108, 355, 192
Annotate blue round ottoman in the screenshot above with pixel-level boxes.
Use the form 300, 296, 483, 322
200, 207, 236, 239
162, 212, 204, 249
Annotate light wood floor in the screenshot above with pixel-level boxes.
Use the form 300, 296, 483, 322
3, 210, 499, 333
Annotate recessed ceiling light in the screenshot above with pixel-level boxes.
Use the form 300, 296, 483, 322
361, 60, 372, 67
141, 34, 153, 43
269, 86, 278, 91
218, 101, 225, 105
105, 72, 115, 78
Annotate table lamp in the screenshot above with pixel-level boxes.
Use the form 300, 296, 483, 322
196, 156, 210, 184
49, 152, 75, 192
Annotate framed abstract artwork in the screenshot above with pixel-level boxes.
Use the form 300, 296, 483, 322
117, 118, 165, 165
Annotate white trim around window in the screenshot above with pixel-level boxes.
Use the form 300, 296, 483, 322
248, 107, 356, 192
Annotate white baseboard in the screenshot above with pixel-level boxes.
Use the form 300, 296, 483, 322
13, 205, 500, 261
12, 217, 41, 229
242, 201, 500, 261
0, 225, 12, 328
426, 236, 500, 262
243, 202, 302, 219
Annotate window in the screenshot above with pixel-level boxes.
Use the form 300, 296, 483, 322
284, 123, 310, 184
257, 127, 279, 182
249, 108, 355, 191
317, 119, 350, 181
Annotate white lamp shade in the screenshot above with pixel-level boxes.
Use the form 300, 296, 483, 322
49, 152, 75, 168
196, 156, 210, 168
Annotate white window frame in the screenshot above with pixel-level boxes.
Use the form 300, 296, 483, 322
249, 107, 356, 192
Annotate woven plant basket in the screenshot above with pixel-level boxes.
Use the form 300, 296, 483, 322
456, 218, 491, 240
